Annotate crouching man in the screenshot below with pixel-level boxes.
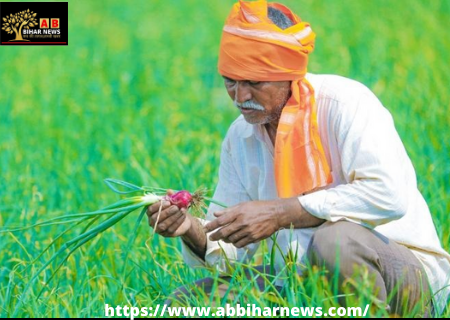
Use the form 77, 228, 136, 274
147, 0, 450, 316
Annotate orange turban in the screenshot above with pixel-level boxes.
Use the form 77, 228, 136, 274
218, 0, 332, 198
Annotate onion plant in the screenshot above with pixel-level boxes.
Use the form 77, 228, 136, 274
1, 179, 226, 316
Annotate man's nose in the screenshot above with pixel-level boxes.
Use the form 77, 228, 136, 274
235, 81, 252, 104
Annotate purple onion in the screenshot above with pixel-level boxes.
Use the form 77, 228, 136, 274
168, 190, 193, 209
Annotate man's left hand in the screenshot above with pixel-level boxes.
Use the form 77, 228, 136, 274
204, 200, 282, 248
204, 197, 325, 248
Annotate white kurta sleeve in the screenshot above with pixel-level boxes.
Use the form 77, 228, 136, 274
300, 88, 416, 228
181, 132, 260, 272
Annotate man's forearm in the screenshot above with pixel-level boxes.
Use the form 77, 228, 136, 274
181, 216, 207, 260
277, 197, 325, 229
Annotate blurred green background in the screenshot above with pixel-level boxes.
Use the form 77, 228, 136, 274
0, 0, 449, 317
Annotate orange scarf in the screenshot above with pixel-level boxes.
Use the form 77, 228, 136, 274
218, 0, 332, 198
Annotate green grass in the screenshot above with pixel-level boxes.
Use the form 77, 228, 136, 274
0, 0, 449, 317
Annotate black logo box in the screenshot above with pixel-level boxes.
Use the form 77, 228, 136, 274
0, 2, 68, 46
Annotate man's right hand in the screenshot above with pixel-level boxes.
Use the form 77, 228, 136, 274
146, 199, 192, 238
147, 190, 208, 259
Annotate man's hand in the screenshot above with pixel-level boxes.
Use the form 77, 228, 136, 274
146, 190, 208, 259
204, 200, 282, 248
147, 196, 192, 238
204, 198, 325, 248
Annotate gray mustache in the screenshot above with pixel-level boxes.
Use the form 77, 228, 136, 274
234, 100, 265, 111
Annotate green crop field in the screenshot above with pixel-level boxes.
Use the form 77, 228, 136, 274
0, 0, 449, 317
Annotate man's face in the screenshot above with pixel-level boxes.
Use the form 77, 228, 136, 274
223, 77, 291, 125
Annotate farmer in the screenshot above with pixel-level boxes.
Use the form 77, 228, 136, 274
147, 0, 450, 315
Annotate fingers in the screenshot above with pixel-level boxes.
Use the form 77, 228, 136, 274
213, 210, 227, 217
209, 223, 242, 242
158, 211, 186, 235
204, 210, 235, 232
224, 229, 249, 244
165, 211, 187, 234
234, 237, 253, 248
147, 200, 171, 216
146, 200, 189, 237
147, 203, 180, 229
210, 226, 256, 248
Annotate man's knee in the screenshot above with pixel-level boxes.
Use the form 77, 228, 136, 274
307, 221, 369, 271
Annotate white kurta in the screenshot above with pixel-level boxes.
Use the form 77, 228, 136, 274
182, 73, 450, 313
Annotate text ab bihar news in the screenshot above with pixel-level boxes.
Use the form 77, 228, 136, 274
0, 2, 68, 46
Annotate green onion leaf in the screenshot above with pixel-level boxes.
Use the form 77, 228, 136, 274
104, 178, 143, 194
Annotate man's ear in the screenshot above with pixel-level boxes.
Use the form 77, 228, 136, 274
287, 82, 293, 99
